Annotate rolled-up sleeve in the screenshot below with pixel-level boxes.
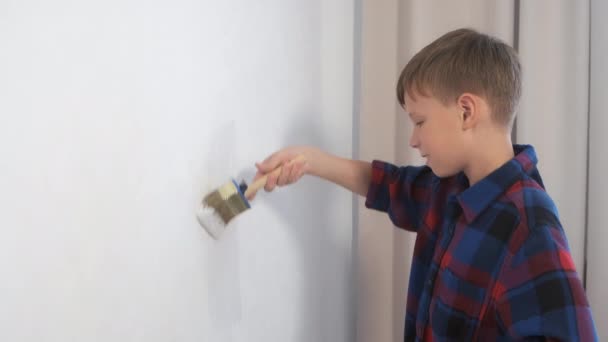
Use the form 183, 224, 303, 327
365, 160, 435, 232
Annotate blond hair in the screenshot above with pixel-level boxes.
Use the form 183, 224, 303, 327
397, 28, 521, 126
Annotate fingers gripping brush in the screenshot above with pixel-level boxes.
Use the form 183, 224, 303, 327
197, 155, 304, 239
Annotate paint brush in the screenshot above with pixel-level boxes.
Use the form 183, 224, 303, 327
197, 155, 304, 239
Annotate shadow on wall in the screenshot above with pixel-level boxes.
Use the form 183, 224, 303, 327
202, 114, 350, 341
200, 120, 243, 341
238, 113, 345, 342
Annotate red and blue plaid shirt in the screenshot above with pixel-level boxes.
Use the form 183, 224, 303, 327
365, 145, 597, 341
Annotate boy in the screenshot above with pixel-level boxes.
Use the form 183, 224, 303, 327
250, 29, 597, 341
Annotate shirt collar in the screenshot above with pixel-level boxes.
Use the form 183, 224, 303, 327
455, 144, 538, 223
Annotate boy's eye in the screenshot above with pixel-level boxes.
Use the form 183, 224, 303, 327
415, 121, 424, 127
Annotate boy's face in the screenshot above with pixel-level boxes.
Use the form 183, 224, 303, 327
404, 91, 469, 177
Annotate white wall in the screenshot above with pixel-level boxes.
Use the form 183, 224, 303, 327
0, 1, 355, 341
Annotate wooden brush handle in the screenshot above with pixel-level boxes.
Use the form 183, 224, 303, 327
244, 155, 306, 199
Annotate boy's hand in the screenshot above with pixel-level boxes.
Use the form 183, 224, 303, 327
249, 146, 317, 200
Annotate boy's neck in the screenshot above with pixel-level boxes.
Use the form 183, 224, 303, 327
463, 134, 514, 186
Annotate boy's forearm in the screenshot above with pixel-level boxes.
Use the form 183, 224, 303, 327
308, 149, 371, 197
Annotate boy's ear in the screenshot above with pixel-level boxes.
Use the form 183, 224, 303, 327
457, 93, 478, 130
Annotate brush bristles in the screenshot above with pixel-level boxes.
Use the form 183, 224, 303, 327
202, 180, 250, 225
197, 205, 225, 239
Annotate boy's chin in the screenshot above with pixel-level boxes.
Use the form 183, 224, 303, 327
429, 166, 459, 179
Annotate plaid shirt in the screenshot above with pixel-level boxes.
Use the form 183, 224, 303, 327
365, 145, 597, 341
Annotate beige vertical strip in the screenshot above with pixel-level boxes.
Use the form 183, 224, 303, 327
357, 0, 400, 341
586, 0, 607, 338
517, 0, 590, 274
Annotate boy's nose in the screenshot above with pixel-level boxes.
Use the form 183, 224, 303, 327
409, 132, 419, 149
